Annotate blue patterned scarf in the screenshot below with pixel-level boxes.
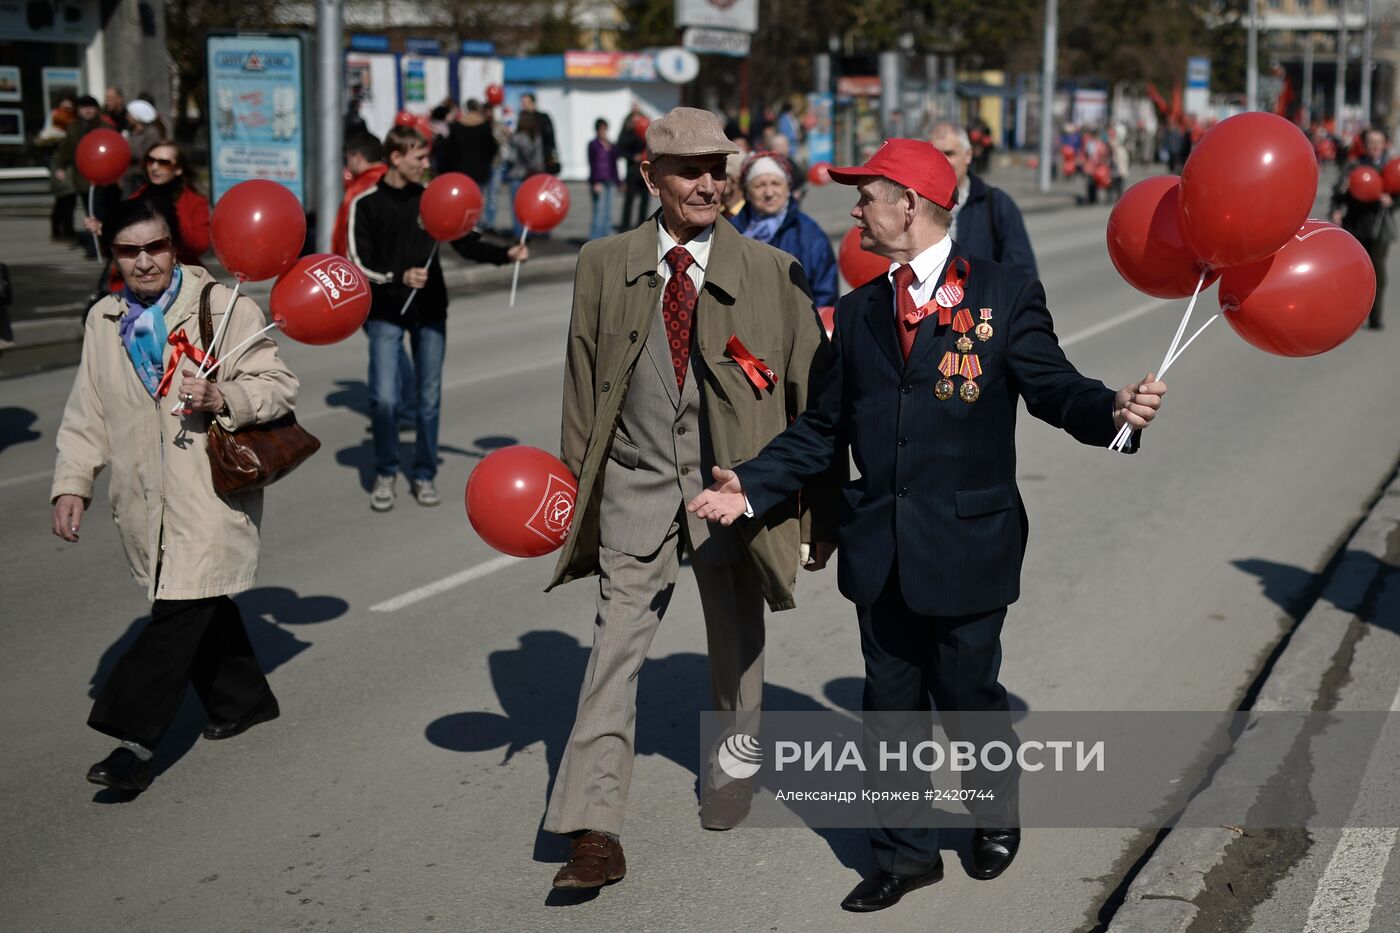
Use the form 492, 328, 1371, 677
742, 206, 788, 244
118, 266, 182, 397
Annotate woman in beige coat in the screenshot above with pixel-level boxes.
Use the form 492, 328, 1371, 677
50, 197, 299, 793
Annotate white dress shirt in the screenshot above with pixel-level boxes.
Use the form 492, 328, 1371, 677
886, 235, 954, 320
657, 218, 711, 291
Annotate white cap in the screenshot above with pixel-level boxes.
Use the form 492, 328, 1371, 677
127, 100, 157, 124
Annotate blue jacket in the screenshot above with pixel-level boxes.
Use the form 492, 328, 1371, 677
729, 200, 839, 307
736, 246, 1125, 617
954, 175, 1039, 281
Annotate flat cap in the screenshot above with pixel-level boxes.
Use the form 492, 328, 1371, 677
645, 107, 739, 159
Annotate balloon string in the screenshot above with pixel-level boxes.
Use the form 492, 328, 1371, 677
1109, 269, 1209, 453
399, 241, 440, 316
195, 280, 242, 380
197, 322, 277, 380
509, 226, 529, 308
88, 188, 101, 259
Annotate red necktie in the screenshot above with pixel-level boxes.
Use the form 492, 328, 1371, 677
663, 246, 697, 392
892, 263, 919, 362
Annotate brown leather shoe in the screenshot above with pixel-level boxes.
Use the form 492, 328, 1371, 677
552, 831, 626, 889
700, 777, 754, 830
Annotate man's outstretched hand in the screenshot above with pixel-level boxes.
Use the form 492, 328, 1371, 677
687, 466, 749, 526
1113, 373, 1167, 432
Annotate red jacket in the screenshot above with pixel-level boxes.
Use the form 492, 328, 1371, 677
333, 164, 388, 256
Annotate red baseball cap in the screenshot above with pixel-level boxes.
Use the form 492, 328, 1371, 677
827, 138, 958, 210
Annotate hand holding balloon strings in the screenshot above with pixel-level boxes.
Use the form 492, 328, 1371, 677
509, 225, 529, 308
399, 242, 439, 316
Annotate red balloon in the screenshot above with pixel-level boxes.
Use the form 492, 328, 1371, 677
817, 306, 836, 338
1093, 164, 1112, 189
466, 446, 578, 558
75, 129, 130, 187
211, 180, 306, 282
514, 174, 570, 233
1348, 165, 1384, 202
838, 226, 889, 288
807, 162, 832, 186
420, 172, 483, 241
485, 84, 505, 106
1107, 176, 1221, 300
1178, 112, 1318, 269
269, 254, 371, 345
1218, 219, 1376, 357
1383, 158, 1400, 194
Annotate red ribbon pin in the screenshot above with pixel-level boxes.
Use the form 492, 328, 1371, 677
155, 328, 215, 400
725, 335, 777, 394
932, 256, 970, 326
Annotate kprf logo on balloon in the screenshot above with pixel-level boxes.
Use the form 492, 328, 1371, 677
717, 733, 763, 780
301, 256, 366, 309
525, 472, 576, 545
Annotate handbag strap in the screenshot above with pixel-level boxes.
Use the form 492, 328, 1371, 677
197, 282, 218, 383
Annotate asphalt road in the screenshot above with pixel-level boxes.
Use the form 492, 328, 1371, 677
2, 188, 1398, 932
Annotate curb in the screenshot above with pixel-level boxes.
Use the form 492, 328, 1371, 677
1105, 462, 1400, 932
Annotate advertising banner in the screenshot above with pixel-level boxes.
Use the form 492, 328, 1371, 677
207, 34, 308, 205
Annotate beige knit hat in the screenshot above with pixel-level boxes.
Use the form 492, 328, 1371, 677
645, 107, 739, 158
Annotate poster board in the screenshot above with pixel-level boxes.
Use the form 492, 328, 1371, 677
398, 55, 451, 115
346, 51, 398, 141
206, 33, 309, 205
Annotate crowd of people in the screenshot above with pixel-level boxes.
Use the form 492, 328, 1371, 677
40, 88, 1387, 914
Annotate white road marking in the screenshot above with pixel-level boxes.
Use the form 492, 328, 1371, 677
0, 468, 52, 491
369, 554, 524, 612
1059, 298, 1163, 348
1302, 681, 1400, 933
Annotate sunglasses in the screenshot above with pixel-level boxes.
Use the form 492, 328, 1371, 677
112, 237, 174, 260
145, 155, 177, 168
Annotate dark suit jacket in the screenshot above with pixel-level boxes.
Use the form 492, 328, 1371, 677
955, 175, 1039, 280
737, 243, 1122, 617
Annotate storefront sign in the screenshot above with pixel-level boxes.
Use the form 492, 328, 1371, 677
681, 27, 750, 57
563, 52, 657, 82
674, 0, 758, 33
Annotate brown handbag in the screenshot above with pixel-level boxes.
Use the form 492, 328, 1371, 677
196, 282, 320, 493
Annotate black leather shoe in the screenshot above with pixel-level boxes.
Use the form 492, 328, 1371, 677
86, 748, 152, 792
970, 827, 1021, 880
839, 861, 943, 912
203, 695, 280, 740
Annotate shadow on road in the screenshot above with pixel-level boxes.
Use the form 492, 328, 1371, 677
0, 407, 41, 457
86, 586, 350, 802
425, 629, 884, 883
1235, 550, 1398, 627
335, 439, 498, 491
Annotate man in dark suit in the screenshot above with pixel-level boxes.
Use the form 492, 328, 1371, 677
688, 139, 1167, 912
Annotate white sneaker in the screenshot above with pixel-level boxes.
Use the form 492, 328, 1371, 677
371, 474, 396, 511
412, 479, 440, 507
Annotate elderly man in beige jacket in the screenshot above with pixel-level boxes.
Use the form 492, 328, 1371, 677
51, 197, 299, 793
542, 107, 839, 891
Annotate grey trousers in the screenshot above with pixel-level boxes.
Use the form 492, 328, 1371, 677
542, 518, 766, 836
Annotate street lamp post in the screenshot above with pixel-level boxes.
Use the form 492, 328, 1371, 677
1247, 0, 1258, 111
315, 0, 343, 254
1038, 0, 1056, 193
1362, 0, 1373, 124
1336, 1, 1347, 131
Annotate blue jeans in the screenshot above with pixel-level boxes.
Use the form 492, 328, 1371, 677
365, 317, 445, 482
589, 184, 614, 240
484, 162, 510, 231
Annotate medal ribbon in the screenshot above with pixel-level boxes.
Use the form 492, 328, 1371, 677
951, 308, 975, 334
155, 329, 214, 399
959, 354, 983, 380
938, 351, 959, 378
725, 335, 777, 393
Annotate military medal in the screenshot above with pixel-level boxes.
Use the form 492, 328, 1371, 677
935, 351, 958, 400
956, 335, 974, 353
975, 308, 994, 342
958, 352, 983, 404
932, 257, 971, 326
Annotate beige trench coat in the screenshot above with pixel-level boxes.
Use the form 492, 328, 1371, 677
548, 217, 840, 611
50, 265, 300, 601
